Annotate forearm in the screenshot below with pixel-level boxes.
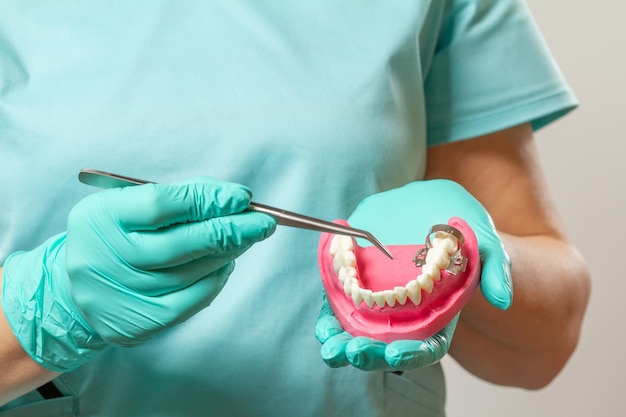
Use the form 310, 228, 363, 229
0, 267, 60, 406
449, 233, 590, 389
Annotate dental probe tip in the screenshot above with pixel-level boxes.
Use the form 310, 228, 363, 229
370, 238, 394, 260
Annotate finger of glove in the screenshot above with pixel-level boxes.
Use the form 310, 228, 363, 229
119, 252, 240, 295
315, 297, 344, 344
384, 340, 434, 370
84, 262, 235, 347
124, 211, 276, 269
478, 234, 513, 310
152, 262, 234, 324
345, 337, 392, 371
101, 180, 253, 231
320, 332, 352, 368
385, 316, 458, 370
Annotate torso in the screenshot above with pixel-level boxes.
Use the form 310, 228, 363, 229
0, 2, 446, 415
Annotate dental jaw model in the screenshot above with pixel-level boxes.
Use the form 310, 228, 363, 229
318, 217, 480, 343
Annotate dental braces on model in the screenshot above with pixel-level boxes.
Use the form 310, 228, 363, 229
412, 224, 468, 274
329, 225, 468, 309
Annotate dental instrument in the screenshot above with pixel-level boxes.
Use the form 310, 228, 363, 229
78, 169, 394, 259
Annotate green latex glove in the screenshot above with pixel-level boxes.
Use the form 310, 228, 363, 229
316, 296, 459, 371
316, 179, 512, 371
2, 178, 276, 372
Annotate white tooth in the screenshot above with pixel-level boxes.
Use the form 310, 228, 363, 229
426, 246, 451, 270
337, 266, 357, 284
330, 235, 354, 256
422, 263, 441, 282
327, 230, 459, 311
333, 250, 356, 275
417, 274, 434, 293
352, 287, 364, 306
383, 290, 397, 307
372, 291, 386, 308
394, 286, 408, 305
343, 276, 352, 296
344, 277, 358, 296
432, 233, 459, 255
406, 280, 422, 305
361, 289, 374, 308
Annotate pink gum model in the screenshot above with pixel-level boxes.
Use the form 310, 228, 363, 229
318, 217, 481, 343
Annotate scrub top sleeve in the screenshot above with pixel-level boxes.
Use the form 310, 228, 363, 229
424, 0, 578, 146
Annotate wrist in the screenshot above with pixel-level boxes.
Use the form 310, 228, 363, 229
2, 234, 107, 373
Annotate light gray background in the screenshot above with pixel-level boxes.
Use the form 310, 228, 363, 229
443, 1, 625, 416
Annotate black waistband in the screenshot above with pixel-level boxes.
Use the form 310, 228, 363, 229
37, 381, 64, 399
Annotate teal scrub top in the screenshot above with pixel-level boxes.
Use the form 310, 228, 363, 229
0, 1, 576, 416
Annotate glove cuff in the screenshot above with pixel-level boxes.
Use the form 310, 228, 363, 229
2, 234, 107, 373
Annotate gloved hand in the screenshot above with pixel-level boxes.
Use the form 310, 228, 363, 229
316, 179, 512, 371
316, 295, 459, 371
2, 178, 276, 372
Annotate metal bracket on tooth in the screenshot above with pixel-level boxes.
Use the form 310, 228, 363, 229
412, 224, 468, 275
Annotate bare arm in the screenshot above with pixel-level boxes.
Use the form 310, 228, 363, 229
0, 267, 60, 405
426, 123, 591, 389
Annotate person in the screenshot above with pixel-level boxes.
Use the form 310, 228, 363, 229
0, 1, 591, 416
